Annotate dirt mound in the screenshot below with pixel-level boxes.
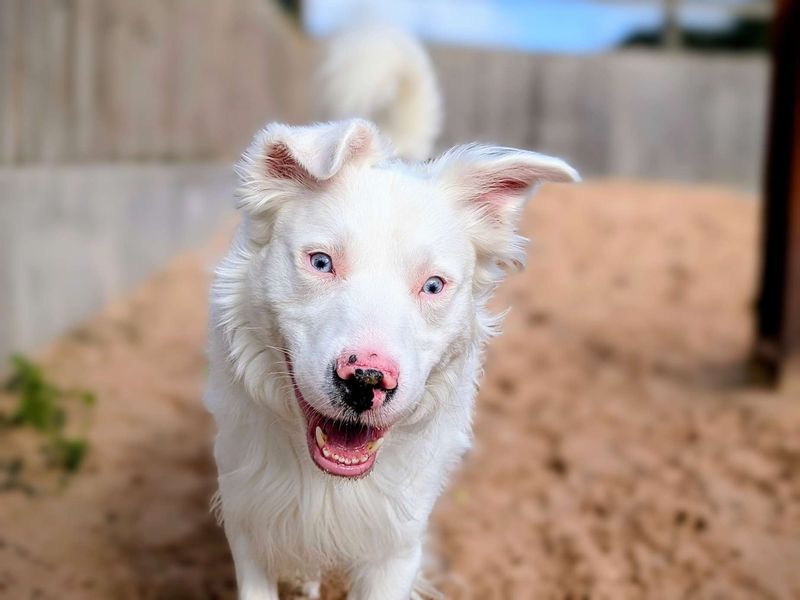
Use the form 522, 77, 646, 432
1, 181, 798, 599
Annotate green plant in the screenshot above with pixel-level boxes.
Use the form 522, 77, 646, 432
2, 354, 95, 478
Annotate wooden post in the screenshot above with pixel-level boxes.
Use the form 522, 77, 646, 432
753, 0, 800, 383
663, 0, 682, 51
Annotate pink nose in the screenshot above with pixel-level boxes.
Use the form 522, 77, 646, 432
335, 350, 399, 410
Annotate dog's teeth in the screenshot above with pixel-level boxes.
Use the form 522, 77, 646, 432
322, 447, 331, 458
368, 437, 385, 453
360, 455, 368, 463
344, 457, 352, 465
333, 453, 341, 462
315, 426, 327, 449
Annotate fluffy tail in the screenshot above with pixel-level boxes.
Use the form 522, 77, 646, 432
316, 22, 442, 161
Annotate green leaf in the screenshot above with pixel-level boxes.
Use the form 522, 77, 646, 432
45, 438, 89, 473
3, 354, 95, 478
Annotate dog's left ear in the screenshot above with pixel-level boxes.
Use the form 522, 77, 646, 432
236, 119, 388, 217
431, 144, 579, 276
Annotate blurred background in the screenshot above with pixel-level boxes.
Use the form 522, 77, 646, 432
1, 1, 799, 598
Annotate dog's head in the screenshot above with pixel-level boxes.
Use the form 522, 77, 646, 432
224, 119, 578, 478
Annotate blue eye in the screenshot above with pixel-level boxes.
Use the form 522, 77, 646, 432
422, 276, 445, 295
310, 252, 333, 273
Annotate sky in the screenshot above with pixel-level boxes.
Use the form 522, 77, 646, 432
303, 0, 752, 53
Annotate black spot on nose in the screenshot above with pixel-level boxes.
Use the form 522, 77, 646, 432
332, 365, 392, 414
348, 354, 357, 364
354, 368, 383, 387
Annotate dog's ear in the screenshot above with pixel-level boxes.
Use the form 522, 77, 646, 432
235, 119, 387, 217
431, 144, 579, 287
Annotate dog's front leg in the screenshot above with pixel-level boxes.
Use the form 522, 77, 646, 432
348, 544, 423, 600
230, 535, 279, 600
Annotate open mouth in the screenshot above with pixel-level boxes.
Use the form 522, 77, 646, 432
299, 398, 385, 478
286, 356, 386, 478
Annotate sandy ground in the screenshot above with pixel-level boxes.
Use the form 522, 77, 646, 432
1, 180, 799, 599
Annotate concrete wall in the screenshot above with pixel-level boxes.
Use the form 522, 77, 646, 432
0, 165, 234, 359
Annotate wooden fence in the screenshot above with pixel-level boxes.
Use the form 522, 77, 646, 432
0, 1, 770, 189
431, 48, 769, 189
0, 0, 310, 164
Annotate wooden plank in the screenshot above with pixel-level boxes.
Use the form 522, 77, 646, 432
0, 0, 18, 162
753, 0, 800, 382
73, 0, 98, 160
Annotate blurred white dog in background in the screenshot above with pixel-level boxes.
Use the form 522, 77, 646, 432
315, 23, 442, 162
204, 23, 578, 600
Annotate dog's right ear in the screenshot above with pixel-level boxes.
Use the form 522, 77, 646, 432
235, 119, 387, 218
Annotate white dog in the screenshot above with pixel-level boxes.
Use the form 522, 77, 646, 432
204, 25, 578, 600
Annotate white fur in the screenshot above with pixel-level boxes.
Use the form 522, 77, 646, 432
205, 34, 578, 600
315, 23, 442, 161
